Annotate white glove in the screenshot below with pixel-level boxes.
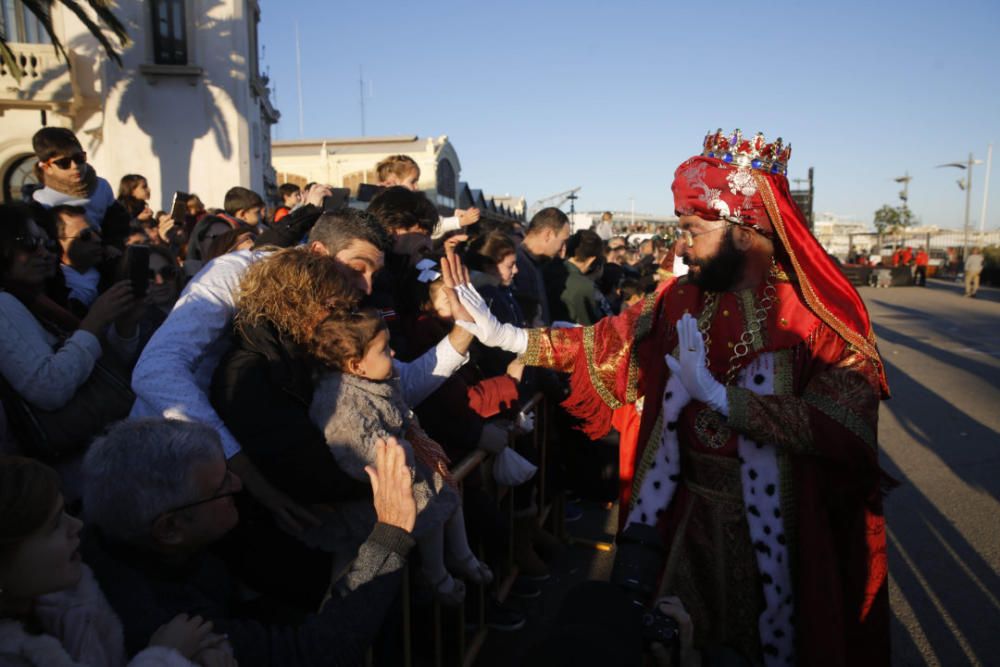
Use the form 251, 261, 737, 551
664, 313, 729, 416
515, 410, 535, 434
453, 283, 529, 354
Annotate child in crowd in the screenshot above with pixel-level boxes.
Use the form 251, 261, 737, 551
308, 305, 492, 605
273, 183, 301, 223
117, 174, 151, 202
30, 128, 116, 230
375, 155, 480, 238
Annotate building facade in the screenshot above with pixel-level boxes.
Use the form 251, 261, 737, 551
0, 0, 279, 211
273, 134, 525, 224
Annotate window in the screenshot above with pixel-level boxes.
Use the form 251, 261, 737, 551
247, 1, 260, 82
151, 0, 187, 65
0, 0, 51, 44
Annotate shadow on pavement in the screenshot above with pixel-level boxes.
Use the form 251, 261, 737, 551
879, 356, 1000, 664
873, 319, 1000, 390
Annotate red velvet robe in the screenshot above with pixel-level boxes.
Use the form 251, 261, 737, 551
522, 273, 890, 666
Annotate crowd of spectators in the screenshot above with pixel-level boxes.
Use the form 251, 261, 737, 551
0, 132, 682, 666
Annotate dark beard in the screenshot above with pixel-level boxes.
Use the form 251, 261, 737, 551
684, 227, 746, 292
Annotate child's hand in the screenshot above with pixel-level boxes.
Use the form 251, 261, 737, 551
457, 208, 480, 226
365, 437, 417, 533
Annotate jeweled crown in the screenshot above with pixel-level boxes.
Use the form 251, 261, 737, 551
702, 128, 791, 175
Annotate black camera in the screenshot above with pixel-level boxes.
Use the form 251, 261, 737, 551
610, 522, 680, 647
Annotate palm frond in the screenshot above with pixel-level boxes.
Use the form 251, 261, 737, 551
0, 38, 24, 82
19, 0, 73, 67
83, 0, 130, 48
58, 0, 128, 65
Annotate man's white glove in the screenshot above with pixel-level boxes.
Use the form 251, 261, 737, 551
664, 313, 729, 416
453, 283, 528, 354
515, 410, 535, 434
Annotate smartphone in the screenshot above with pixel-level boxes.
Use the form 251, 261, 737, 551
322, 188, 351, 212
124, 244, 150, 298
169, 191, 191, 222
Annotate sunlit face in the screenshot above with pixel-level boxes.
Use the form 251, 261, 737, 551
674, 214, 728, 278
283, 190, 302, 207
0, 495, 83, 599
40, 149, 86, 185
383, 170, 421, 192
542, 223, 571, 258
329, 239, 385, 295
238, 206, 264, 226
496, 252, 518, 286
353, 328, 394, 381
133, 179, 151, 201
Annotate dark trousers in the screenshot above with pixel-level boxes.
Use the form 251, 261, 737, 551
915, 265, 927, 286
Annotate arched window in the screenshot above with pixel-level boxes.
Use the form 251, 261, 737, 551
3, 154, 40, 203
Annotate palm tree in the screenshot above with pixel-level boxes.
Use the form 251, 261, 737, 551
0, 0, 128, 81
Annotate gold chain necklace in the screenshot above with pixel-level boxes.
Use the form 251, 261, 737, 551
695, 263, 779, 385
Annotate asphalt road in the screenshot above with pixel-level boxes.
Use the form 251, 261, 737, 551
864, 279, 1000, 666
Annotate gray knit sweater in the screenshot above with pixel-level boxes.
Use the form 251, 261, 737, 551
310, 371, 459, 536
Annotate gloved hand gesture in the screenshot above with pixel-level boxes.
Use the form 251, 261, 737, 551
452, 282, 529, 354
664, 313, 729, 416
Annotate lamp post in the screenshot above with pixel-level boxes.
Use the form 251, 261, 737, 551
936, 154, 983, 260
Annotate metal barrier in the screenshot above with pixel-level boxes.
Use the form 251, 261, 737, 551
385, 391, 556, 667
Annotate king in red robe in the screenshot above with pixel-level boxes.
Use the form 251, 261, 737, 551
515, 131, 892, 666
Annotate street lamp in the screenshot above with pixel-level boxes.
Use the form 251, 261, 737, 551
936, 154, 983, 260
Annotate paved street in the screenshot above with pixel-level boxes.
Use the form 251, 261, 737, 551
863, 280, 1000, 666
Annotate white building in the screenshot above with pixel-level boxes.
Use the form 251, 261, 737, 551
0, 0, 279, 211
812, 212, 869, 258
273, 134, 525, 223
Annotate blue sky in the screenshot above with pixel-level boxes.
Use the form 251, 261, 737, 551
259, 0, 1000, 230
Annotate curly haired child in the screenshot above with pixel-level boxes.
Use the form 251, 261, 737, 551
308, 305, 492, 604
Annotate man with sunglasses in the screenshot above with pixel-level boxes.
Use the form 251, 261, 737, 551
82, 418, 419, 666
52, 205, 105, 314
30, 127, 116, 230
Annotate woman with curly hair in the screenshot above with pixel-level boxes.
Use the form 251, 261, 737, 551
209, 248, 373, 610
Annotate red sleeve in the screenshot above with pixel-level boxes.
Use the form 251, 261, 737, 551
466, 375, 519, 418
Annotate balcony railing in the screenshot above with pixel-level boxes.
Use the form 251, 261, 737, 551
0, 42, 74, 108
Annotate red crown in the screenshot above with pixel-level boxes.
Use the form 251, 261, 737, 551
702, 128, 791, 175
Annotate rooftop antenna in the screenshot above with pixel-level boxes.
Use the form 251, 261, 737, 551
294, 22, 304, 138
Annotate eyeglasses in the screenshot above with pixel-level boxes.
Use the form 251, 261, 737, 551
15, 235, 60, 254
608, 244, 627, 252
47, 152, 87, 170
149, 264, 179, 282
60, 228, 101, 243
673, 224, 729, 246
156, 470, 239, 519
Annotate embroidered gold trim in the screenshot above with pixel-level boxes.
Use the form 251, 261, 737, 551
521, 329, 543, 366
735, 289, 767, 352
629, 410, 665, 511
753, 172, 881, 365
777, 450, 797, 591
625, 292, 660, 404
695, 407, 732, 449
583, 325, 623, 410
802, 390, 877, 449
772, 349, 794, 395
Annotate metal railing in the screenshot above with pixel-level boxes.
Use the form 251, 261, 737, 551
383, 391, 558, 667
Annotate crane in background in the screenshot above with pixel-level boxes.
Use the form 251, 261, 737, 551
528, 187, 581, 218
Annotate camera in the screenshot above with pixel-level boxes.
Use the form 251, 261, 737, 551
610, 522, 680, 648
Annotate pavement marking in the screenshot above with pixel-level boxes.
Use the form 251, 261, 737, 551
925, 521, 1000, 613
889, 528, 983, 667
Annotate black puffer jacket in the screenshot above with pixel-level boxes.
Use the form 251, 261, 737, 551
210, 320, 369, 506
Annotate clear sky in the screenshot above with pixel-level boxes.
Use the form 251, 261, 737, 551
259, 0, 1000, 230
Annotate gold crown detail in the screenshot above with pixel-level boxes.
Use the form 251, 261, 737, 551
702, 129, 791, 175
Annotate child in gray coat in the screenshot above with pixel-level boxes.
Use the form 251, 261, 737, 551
309, 306, 491, 604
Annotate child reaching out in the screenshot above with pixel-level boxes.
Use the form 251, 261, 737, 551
308, 305, 492, 604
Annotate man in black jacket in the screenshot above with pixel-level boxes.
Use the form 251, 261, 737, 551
82, 418, 417, 667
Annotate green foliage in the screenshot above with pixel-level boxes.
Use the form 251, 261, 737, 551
873, 204, 914, 235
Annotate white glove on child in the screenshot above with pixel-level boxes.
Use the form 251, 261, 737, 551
664, 313, 729, 416
453, 283, 529, 354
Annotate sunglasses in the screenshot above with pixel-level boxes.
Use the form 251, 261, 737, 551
15, 235, 60, 254
61, 228, 101, 243
148, 264, 179, 282
608, 244, 627, 252
47, 152, 87, 169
